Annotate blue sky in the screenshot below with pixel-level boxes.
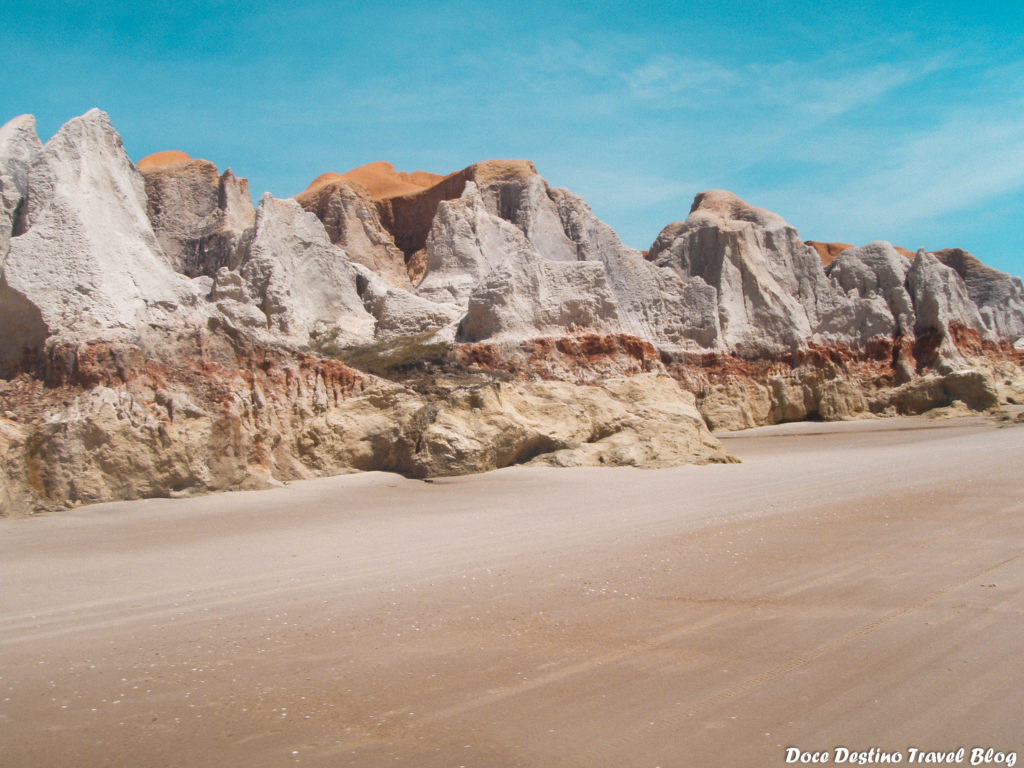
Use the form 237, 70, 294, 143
3, 0, 1023, 276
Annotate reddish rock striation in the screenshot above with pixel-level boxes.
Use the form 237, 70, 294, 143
452, 333, 660, 383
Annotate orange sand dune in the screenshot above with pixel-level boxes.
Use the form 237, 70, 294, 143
300, 159, 538, 202
137, 150, 192, 171
806, 240, 855, 267
296, 159, 539, 258
302, 161, 444, 200
807, 240, 922, 266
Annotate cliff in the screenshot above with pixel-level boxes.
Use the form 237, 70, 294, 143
1, 109, 1021, 514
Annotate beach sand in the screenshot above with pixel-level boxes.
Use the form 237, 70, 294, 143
1, 415, 1022, 767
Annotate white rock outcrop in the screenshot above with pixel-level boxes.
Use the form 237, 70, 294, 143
349, 263, 462, 342
460, 252, 620, 341
412, 164, 720, 347
906, 248, 991, 372
0, 109, 201, 375
933, 248, 1024, 344
295, 178, 413, 290
0, 115, 42, 257
417, 181, 539, 304
211, 194, 376, 344
821, 241, 915, 344
211, 194, 461, 348
550, 185, 722, 347
647, 190, 835, 355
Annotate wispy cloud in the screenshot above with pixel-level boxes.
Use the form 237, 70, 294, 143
623, 55, 736, 100
813, 110, 1024, 228
755, 60, 927, 121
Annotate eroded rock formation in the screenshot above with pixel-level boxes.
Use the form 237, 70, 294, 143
1, 109, 1022, 515
139, 149, 254, 278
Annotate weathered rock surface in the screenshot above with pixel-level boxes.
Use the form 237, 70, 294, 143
411, 374, 731, 477
0, 110, 201, 377
822, 241, 915, 345
0, 115, 42, 257
648, 190, 837, 355
933, 248, 1024, 343
139, 150, 255, 278
906, 248, 991, 372
417, 179, 539, 304
0, 340, 729, 515
549, 185, 723, 348
209, 194, 461, 348
211, 194, 375, 344
459, 252, 620, 342
294, 175, 412, 289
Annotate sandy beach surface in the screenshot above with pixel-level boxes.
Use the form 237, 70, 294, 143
1, 415, 1022, 767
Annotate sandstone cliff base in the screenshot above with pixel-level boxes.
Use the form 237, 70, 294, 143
2, 415, 1022, 767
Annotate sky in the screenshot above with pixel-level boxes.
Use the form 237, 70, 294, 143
3, 0, 1023, 277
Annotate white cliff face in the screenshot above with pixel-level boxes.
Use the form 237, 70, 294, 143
295, 180, 413, 290
414, 168, 722, 348
0, 109, 202, 374
414, 176, 628, 343
0, 115, 42, 257
210, 194, 461, 348
349, 263, 462, 342
907, 249, 988, 337
474, 171, 579, 262
906, 248, 992, 372
212, 194, 376, 345
417, 181, 538, 304
460, 252, 620, 342
647, 190, 830, 355
933, 248, 1024, 343
550, 186, 722, 348
820, 241, 915, 344
5, 109, 1020, 368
